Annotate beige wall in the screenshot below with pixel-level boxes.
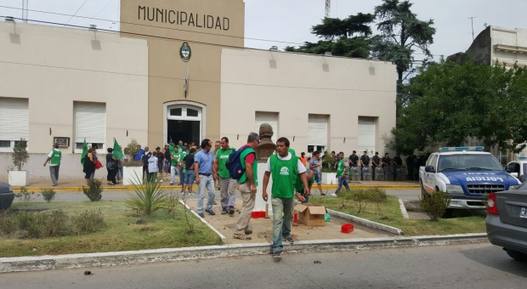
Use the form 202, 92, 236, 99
0, 22, 149, 154
220, 48, 397, 155
120, 0, 245, 147
491, 26, 527, 67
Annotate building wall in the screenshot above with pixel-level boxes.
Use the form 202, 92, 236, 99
220, 48, 397, 156
0, 22, 148, 179
491, 26, 527, 67
120, 0, 245, 147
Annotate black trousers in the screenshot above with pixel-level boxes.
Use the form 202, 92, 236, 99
107, 169, 117, 184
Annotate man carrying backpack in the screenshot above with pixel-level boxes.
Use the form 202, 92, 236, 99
233, 132, 260, 240
213, 137, 236, 216
262, 137, 309, 262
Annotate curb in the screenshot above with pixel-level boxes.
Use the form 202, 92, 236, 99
399, 198, 410, 220
0, 233, 487, 273
178, 200, 226, 243
327, 209, 403, 235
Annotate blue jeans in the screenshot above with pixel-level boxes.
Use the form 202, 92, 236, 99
271, 197, 294, 254
197, 174, 215, 214
335, 176, 350, 194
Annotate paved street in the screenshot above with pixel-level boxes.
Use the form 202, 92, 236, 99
2, 243, 525, 289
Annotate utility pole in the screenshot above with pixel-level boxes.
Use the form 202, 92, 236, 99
468, 16, 477, 40
21, 0, 29, 22
325, 0, 331, 18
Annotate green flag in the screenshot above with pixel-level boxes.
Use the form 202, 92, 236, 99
80, 139, 88, 165
112, 138, 124, 160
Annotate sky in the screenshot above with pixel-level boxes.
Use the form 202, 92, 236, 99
1, 0, 527, 61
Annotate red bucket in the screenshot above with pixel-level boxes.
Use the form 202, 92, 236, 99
251, 211, 266, 219
341, 223, 354, 234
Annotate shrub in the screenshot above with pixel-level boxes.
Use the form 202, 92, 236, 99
0, 211, 17, 235
16, 210, 69, 238
421, 191, 451, 221
82, 179, 103, 202
127, 174, 167, 216
15, 187, 36, 201
12, 139, 29, 171
71, 210, 105, 234
41, 189, 56, 202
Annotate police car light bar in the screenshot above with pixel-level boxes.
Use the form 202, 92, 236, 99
439, 146, 485, 152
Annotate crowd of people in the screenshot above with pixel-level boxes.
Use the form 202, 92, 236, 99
41, 134, 427, 262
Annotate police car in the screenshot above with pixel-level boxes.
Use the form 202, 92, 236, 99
419, 147, 521, 209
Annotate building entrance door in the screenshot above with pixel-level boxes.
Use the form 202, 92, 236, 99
166, 105, 202, 145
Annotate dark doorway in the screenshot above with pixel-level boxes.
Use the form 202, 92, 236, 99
167, 120, 200, 145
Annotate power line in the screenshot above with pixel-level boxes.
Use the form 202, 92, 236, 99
0, 4, 306, 46
66, 0, 89, 24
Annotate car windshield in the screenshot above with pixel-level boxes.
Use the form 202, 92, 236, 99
437, 154, 503, 172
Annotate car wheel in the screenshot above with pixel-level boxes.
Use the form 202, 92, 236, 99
505, 249, 527, 262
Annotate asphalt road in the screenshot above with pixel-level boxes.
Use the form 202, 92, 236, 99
2, 243, 525, 289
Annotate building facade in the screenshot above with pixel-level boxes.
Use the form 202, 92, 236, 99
0, 0, 396, 181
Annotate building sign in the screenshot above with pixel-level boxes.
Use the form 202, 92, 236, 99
53, 137, 70, 149
180, 42, 191, 61
138, 5, 230, 31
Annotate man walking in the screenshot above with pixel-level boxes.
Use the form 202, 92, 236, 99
214, 137, 236, 215
233, 132, 259, 240
309, 151, 324, 196
262, 137, 309, 262
194, 139, 216, 218
43, 143, 61, 186
335, 152, 350, 195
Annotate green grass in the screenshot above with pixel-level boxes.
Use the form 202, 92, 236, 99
310, 195, 486, 236
0, 201, 222, 257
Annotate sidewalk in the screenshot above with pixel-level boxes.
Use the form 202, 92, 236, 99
10, 177, 419, 192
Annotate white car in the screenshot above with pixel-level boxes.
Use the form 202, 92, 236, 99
506, 158, 527, 183
419, 147, 521, 209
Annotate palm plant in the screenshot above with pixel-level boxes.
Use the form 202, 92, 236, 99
127, 173, 167, 216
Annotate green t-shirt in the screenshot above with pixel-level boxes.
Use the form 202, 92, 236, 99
270, 153, 298, 199
337, 159, 345, 177
239, 147, 258, 186
216, 147, 235, 179
49, 149, 62, 166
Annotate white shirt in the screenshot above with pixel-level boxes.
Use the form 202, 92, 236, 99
148, 155, 159, 173
265, 152, 307, 174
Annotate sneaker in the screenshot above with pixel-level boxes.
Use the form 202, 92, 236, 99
328, 193, 338, 197
228, 208, 235, 216
206, 209, 216, 216
272, 252, 282, 262
244, 228, 253, 235
283, 235, 294, 244
198, 213, 205, 218
221, 208, 228, 215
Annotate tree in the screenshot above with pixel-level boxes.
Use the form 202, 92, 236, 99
286, 13, 375, 59
392, 61, 527, 155
373, 0, 436, 85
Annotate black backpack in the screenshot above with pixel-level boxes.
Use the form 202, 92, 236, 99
226, 147, 251, 180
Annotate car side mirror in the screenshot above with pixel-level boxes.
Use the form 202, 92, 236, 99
425, 165, 436, 173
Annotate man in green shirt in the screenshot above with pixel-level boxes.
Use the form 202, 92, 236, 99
43, 144, 62, 186
213, 137, 236, 216
233, 132, 260, 240
263, 137, 309, 262
335, 152, 350, 195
